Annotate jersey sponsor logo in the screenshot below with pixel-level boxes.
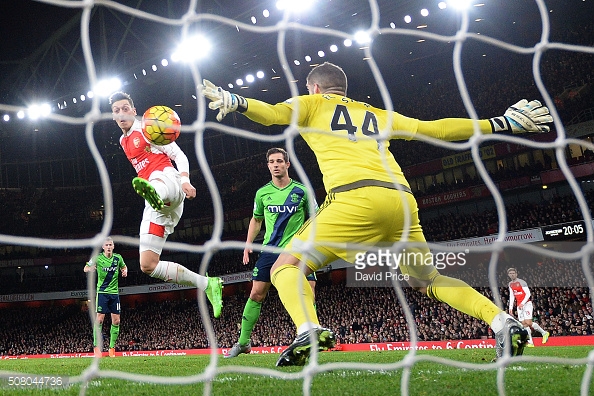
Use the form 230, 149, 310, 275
267, 205, 298, 213
133, 158, 150, 173
101, 266, 119, 272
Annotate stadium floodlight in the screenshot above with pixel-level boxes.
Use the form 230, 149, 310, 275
256, 71, 265, 78
228, 83, 234, 89
28, 103, 51, 120
236, 78, 244, 86
142, 69, 147, 76
448, 0, 471, 10
17, 110, 25, 119
152, 65, 157, 71
94, 77, 122, 97
330, 44, 338, 52
87, 91, 94, 99
305, 55, 312, 62
161, 59, 169, 67
294, 60, 301, 65
354, 30, 371, 44
318, 50, 325, 57
80, 95, 86, 101
421, 8, 429, 17
438, 2, 447, 9
343, 39, 353, 47
251, 16, 257, 24
390, 22, 396, 29
3, 114, 9, 122
276, 0, 315, 12
171, 34, 212, 63
404, 15, 412, 23
263, 9, 270, 17
246, 74, 255, 83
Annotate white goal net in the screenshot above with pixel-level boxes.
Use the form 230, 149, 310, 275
1, 0, 594, 395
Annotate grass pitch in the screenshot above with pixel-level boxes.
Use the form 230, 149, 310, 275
0, 347, 592, 395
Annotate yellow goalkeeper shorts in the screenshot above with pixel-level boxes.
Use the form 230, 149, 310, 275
285, 185, 439, 281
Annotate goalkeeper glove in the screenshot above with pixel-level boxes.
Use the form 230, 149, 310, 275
200, 79, 247, 122
489, 99, 553, 134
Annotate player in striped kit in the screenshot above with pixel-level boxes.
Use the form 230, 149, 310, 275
507, 268, 550, 346
84, 236, 127, 358
225, 148, 318, 358
109, 92, 223, 318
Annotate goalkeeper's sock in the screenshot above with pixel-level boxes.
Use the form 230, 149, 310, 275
532, 322, 546, 335
110, 324, 120, 348
238, 298, 263, 346
93, 322, 103, 347
427, 275, 501, 325
271, 264, 319, 334
150, 261, 208, 290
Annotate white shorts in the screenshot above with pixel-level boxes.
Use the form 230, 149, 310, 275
517, 301, 533, 322
139, 168, 185, 255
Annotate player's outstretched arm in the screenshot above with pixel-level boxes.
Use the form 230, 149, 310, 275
489, 99, 553, 134
200, 80, 247, 121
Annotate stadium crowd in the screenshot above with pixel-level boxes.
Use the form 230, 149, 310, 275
0, 259, 591, 356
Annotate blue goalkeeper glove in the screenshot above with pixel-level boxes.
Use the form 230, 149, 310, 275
200, 79, 247, 122
489, 99, 553, 134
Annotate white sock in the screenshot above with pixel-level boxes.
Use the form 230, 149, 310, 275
152, 180, 169, 201
490, 312, 513, 334
150, 261, 208, 290
297, 322, 320, 335
524, 326, 534, 344
532, 322, 546, 335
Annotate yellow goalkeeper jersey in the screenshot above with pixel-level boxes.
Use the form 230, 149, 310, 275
243, 94, 491, 193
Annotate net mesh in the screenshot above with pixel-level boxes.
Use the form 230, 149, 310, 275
1, 0, 594, 395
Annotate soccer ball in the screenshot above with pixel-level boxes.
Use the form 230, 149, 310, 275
141, 105, 181, 145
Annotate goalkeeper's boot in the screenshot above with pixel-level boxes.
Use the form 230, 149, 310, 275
109, 348, 116, 358
494, 318, 529, 361
132, 177, 164, 211
205, 276, 223, 318
224, 342, 251, 358
542, 331, 550, 344
276, 328, 335, 367
94, 346, 102, 358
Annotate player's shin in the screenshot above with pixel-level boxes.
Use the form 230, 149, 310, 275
239, 299, 263, 345
427, 274, 501, 325
271, 264, 319, 332
151, 261, 208, 290
110, 324, 120, 348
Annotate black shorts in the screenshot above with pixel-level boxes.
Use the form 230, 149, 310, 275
96, 293, 121, 315
252, 251, 317, 283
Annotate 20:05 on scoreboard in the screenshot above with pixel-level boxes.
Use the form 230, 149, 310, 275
541, 220, 587, 241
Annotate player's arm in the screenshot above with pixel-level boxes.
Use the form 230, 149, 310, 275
160, 143, 196, 199
119, 256, 128, 278
243, 217, 263, 265
84, 260, 96, 272
201, 79, 300, 125
412, 100, 552, 141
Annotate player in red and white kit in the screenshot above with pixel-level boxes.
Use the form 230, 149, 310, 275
507, 268, 549, 346
109, 91, 223, 318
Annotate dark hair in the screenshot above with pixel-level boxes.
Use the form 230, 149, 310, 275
266, 147, 289, 163
109, 91, 134, 108
307, 62, 348, 95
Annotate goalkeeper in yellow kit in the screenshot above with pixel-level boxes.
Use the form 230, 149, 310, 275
201, 62, 553, 366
